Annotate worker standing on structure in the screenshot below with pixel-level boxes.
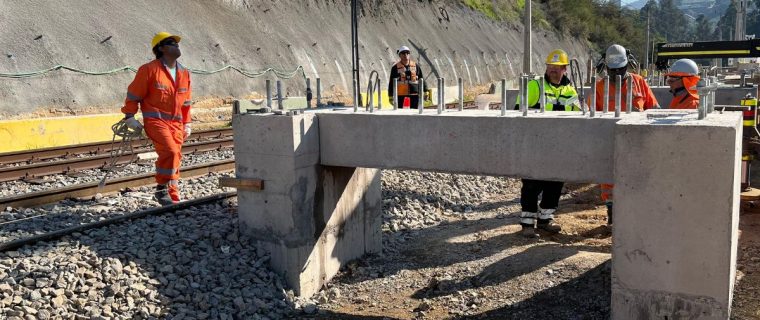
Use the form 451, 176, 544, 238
514, 49, 580, 238
592, 44, 659, 224
593, 44, 659, 112
121, 32, 192, 206
388, 46, 423, 109
665, 58, 700, 109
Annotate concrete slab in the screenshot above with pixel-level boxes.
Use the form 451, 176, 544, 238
318, 109, 619, 183
612, 110, 742, 319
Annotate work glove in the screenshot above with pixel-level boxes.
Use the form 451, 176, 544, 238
124, 116, 143, 131
184, 123, 192, 139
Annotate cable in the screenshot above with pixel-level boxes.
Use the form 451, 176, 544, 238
0, 64, 306, 80
98, 119, 145, 189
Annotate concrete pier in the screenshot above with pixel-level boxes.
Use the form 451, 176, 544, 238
232, 108, 741, 317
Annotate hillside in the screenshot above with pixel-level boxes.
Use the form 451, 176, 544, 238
0, 0, 590, 118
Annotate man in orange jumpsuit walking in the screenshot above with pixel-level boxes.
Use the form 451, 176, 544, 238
122, 32, 192, 206
592, 44, 659, 224
665, 59, 700, 109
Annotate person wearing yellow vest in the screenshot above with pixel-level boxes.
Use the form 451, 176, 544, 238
388, 46, 423, 109
514, 49, 579, 238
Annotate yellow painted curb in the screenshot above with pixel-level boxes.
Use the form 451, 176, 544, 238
0, 113, 128, 153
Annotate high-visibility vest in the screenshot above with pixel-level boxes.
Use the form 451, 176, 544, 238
516, 75, 580, 111
395, 61, 418, 96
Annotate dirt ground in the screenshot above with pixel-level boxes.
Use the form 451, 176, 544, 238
305, 181, 760, 320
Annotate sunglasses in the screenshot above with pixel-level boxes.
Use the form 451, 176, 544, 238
666, 76, 682, 83
399, 51, 410, 55
161, 40, 179, 47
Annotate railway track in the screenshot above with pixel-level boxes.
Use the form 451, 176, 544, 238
0, 128, 232, 166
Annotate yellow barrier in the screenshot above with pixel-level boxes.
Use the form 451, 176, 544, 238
0, 114, 127, 153
360, 90, 393, 109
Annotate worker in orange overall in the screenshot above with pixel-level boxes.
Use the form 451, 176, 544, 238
388, 46, 423, 109
592, 44, 659, 224
665, 59, 700, 109
122, 32, 192, 206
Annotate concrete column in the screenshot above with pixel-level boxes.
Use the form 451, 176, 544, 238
612, 111, 742, 319
232, 113, 381, 297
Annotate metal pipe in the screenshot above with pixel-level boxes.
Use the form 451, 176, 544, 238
522, 76, 528, 117
625, 75, 633, 114
419, 78, 425, 114
377, 78, 382, 110
614, 75, 622, 117
353, 78, 358, 112
266, 79, 272, 109
603, 75, 609, 114
393, 78, 398, 110
523, 0, 532, 74
276, 80, 283, 110
539, 77, 546, 113
368, 80, 375, 113
501, 78, 507, 116
589, 75, 596, 118
316, 78, 322, 107
440, 78, 446, 114
458, 78, 464, 111
306, 78, 311, 108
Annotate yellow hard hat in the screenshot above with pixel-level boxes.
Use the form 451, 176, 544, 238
151, 32, 182, 49
545, 49, 569, 66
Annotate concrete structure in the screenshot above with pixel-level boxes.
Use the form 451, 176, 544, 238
233, 108, 741, 318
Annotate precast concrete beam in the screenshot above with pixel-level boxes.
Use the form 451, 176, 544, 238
612, 110, 741, 319
319, 109, 619, 183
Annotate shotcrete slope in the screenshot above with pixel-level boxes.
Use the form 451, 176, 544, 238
0, 0, 589, 117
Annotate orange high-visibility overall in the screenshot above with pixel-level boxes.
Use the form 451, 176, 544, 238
122, 59, 192, 201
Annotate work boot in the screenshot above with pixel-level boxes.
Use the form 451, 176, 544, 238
606, 202, 613, 225
537, 208, 561, 233
154, 184, 175, 206
519, 211, 539, 238
537, 219, 562, 233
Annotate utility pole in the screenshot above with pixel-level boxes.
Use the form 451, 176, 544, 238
735, 0, 747, 41
523, 0, 532, 74
645, 10, 651, 71
351, 0, 360, 108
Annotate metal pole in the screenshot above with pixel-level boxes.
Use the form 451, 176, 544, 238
603, 75, 609, 114
368, 81, 374, 113
523, 0, 532, 74
441, 78, 446, 112
266, 79, 272, 109
458, 77, 464, 111
539, 77, 546, 113
589, 75, 596, 118
353, 78, 358, 112
520, 75, 530, 117
501, 78, 507, 116
614, 75, 622, 117
625, 75, 633, 114
316, 78, 322, 107
377, 78, 382, 110
645, 11, 650, 71
419, 78, 425, 114
393, 78, 398, 110
306, 78, 311, 108
276, 80, 283, 110
438, 78, 444, 114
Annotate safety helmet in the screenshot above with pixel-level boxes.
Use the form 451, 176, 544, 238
397, 46, 411, 55
151, 32, 182, 49
665, 59, 699, 77
605, 44, 628, 69
545, 49, 569, 66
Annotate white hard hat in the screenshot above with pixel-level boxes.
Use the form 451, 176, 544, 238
605, 44, 628, 69
667, 59, 699, 76
397, 46, 411, 54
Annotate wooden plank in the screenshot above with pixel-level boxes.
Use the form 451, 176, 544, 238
219, 177, 264, 191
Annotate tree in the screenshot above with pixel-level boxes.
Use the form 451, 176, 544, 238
694, 14, 713, 41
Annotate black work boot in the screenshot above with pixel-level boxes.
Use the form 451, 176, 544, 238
154, 184, 175, 206
519, 211, 539, 238
537, 208, 561, 233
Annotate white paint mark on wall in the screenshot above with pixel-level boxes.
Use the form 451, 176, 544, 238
334, 59, 348, 91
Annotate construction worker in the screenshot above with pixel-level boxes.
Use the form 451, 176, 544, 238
665, 59, 700, 109
388, 46, 423, 109
593, 44, 659, 112
592, 44, 659, 224
122, 32, 192, 206
514, 49, 580, 238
